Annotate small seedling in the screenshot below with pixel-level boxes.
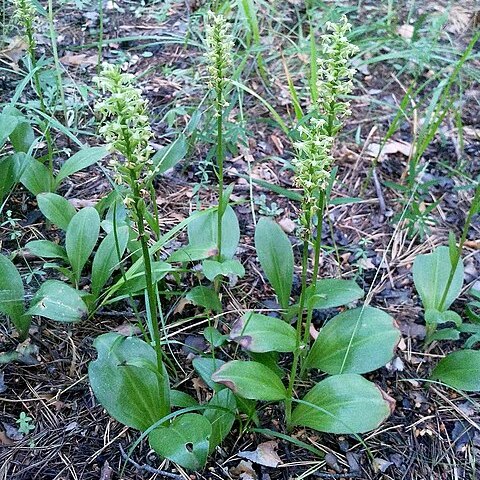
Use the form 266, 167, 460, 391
16, 412, 35, 435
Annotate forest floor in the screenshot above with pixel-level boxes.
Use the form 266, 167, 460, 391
1, 0, 480, 479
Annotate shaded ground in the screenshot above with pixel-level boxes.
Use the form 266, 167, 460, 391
1, 1, 480, 479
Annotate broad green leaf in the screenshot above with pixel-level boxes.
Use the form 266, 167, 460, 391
149, 414, 211, 470
192, 357, 225, 391
254, 217, 293, 309
425, 309, 462, 327
202, 258, 245, 281
20, 158, 52, 195
0, 254, 30, 339
212, 360, 287, 401
89, 333, 170, 431
9, 121, 35, 153
152, 134, 188, 174
204, 389, 236, 453
37, 192, 77, 231
249, 351, 284, 378
413, 246, 464, 311
91, 226, 129, 298
168, 244, 217, 263
305, 306, 400, 375
430, 328, 460, 341
27, 280, 87, 322
24, 240, 68, 260
55, 146, 108, 185
112, 261, 171, 299
431, 350, 480, 391
292, 374, 394, 434
188, 206, 240, 259
0, 113, 18, 148
170, 390, 198, 408
203, 326, 227, 347
0, 156, 16, 204
66, 207, 100, 283
186, 286, 222, 313
230, 312, 296, 353
306, 279, 364, 309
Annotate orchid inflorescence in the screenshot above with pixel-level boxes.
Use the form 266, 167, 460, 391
94, 63, 155, 194
293, 15, 358, 232
205, 11, 234, 113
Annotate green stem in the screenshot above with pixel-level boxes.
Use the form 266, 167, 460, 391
97, 0, 104, 73
47, 0, 67, 121
285, 211, 311, 430
131, 182, 162, 368
216, 93, 224, 261
25, 19, 54, 180
300, 192, 325, 372
438, 184, 480, 311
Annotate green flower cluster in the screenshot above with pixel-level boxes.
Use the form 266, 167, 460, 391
205, 12, 234, 111
316, 15, 359, 128
94, 63, 154, 191
293, 117, 334, 203
293, 16, 358, 231
13, 0, 37, 42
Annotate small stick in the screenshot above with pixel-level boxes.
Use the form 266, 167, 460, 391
119, 444, 185, 480
313, 472, 365, 479
372, 168, 386, 215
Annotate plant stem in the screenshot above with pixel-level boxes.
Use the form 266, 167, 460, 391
285, 211, 311, 430
47, 0, 67, 122
438, 183, 480, 311
131, 181, 163, 373
97, 0, 104, 73
25, 17, 54, 180
216, 94, 224, 261
300, 192, 325, 373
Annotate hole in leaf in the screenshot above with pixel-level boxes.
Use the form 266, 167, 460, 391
185, 442, 194, 452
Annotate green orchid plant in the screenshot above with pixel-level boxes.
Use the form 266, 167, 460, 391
85, 16, 401, 472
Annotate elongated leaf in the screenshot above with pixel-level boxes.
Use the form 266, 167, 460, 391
0, 113, 18, 148
204, 389, 236, 452
202, 258, 245, 281
27, 280, 87, 322
168, 244, 217, 263
292, 374, 394, 434
91, 226, 129, 298
425, 308, 462, 327
230, 312, 296, 353
55, 146, 108, 185
254, 217, 293, 309
113, 261, 171, 299
37, 192, 77, 231
203, 326, 227, 347
212, 360, 287, 401
193, 357, 225, 391
188, 206, 240, 259
20, 158, 52, 195
170, 390, 198, 408
306, 279, 364, 309
305, 306, 400, 374
66, 207, 100, 282
89, 333, 170, 431
431, 350, 480, 391
152, 134, 187, 174
24, 240, 68, 260
413, 246, 464, 311
186, 286, 222, 313
0, 254, 30, 338
10, 121, 35, 153
0, 156, 16, 204
149, 414, 211, 470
